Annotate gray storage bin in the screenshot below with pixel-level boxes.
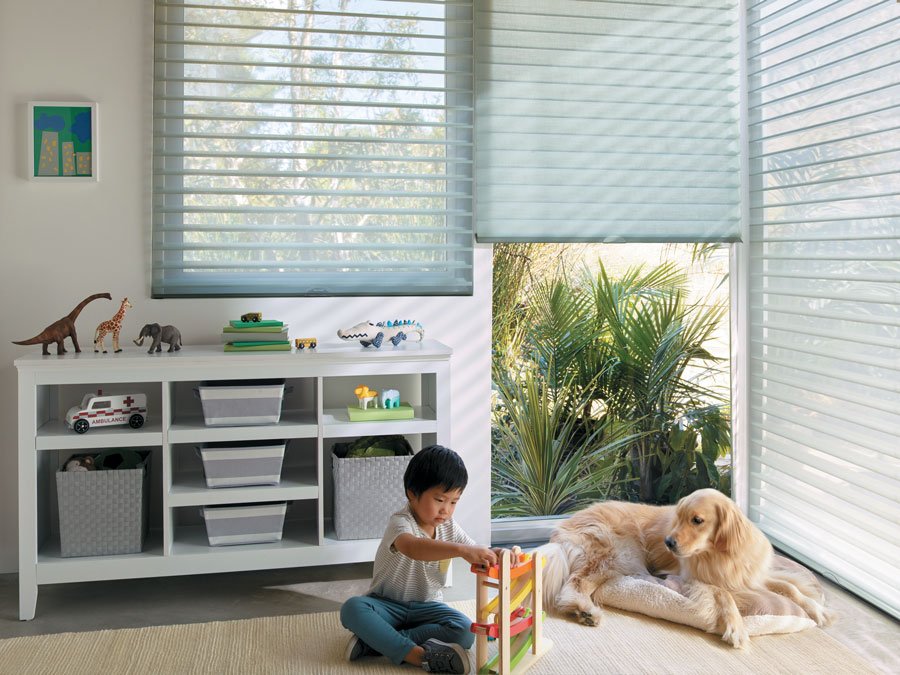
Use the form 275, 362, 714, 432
200, 502, 287, 546
56, 454, 150, 557
195, 379, 286, 427
332, 453, 412, 540
197, 440, 286, 488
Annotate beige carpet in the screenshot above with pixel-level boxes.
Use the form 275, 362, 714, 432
0, 600, 879, 675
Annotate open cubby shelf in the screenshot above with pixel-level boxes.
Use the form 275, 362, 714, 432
16, 341, 451, 619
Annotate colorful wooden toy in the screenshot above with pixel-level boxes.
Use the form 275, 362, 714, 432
470, 547, 552, 675
241, 312, 262, 323
294, 337, 317, 350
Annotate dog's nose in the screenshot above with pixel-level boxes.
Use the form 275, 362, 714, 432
665, 537, 677, 551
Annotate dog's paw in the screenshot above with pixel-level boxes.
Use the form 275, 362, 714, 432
817, 606, 837, 627
722, 623, 750, 649
575, 608, 602, 626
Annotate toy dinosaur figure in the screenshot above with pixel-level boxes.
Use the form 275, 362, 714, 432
337, 319, 424, 348
12, 293, 112, 355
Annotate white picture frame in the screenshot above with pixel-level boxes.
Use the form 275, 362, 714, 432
28, 101, 99, 182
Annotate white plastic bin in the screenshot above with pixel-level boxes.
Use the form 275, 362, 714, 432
197, 441, 286, 488
199, 502, 287, 546
195, 379, 286, 426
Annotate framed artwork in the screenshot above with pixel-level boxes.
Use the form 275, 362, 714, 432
28, 102, 99, 181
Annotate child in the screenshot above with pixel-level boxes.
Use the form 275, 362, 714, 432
340, 445, 503, 675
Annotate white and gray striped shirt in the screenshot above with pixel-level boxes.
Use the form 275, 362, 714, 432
367, 504, 476, 603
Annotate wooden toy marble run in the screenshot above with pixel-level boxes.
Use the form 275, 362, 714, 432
470, 547, 552, 675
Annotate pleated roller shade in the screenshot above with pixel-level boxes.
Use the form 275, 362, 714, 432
746, 0, 900, 619
152, 0, 474, 297
474, 0, 742, 243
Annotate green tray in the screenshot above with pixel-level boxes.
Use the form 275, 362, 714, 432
346, 403, 415, 422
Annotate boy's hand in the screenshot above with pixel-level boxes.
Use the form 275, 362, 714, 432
492, 547, 524, 568
462, 545, 498, 570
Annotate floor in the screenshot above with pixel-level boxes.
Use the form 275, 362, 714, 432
1, 555, 897, 674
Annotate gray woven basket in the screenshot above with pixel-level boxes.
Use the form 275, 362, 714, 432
332, 453, 411, 540
56, 456, 150, 557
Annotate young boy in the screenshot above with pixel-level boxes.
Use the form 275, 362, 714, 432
340, 445, 500, 675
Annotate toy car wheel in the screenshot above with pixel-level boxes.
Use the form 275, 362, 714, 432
129, 414, 145, 429
311, 341, 317, 348
73, 419, 89, 434
297, 343, 304, 350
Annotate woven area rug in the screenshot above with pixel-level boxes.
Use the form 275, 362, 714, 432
0, 600, 877, 675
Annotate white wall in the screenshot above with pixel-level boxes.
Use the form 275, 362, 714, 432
0, 1, 492, 574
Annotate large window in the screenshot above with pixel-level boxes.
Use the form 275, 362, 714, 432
152, 0, 474, 297
746, 0, 899, 618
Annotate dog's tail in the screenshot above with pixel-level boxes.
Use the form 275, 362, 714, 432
532, 542, 568, 610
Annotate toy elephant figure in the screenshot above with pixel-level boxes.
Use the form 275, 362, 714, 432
134, 323, 182, 354
380, 388, 400, 409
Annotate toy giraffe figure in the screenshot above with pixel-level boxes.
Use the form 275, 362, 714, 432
94, 297, 133, 353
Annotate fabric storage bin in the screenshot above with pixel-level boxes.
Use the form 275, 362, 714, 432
196, 440, 286, 488
56, 453, 150, 557
195, 379, 287, 427
200, 502, 287, 546
332, 440, 412, 540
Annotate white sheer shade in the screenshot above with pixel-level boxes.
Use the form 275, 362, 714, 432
474, 0, 742, 243
746, 0, 900, 619
152, 0, 474, 297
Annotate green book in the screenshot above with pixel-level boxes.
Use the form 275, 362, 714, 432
224, 342, 291, 352
229, 341, 290, 347
346, 403, 415, 422
223, 325, 287, 333
230, 320, 283, 328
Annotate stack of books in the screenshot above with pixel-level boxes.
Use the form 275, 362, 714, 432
222, 319, 290, 352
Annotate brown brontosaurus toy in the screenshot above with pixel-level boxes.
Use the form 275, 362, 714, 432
12, 293, 112, 355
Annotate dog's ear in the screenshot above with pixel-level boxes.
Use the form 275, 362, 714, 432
714, 498, 750, 554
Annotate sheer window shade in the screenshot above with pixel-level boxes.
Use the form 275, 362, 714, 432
153, 0, 474, 297
474, 0, 742, 243
747, 0, 900, 618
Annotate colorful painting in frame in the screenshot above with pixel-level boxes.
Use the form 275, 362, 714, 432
28, 102, 99, 181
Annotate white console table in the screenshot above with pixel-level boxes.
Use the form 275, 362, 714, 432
15, 340, 451, 620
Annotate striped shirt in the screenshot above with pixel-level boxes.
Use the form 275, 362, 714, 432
367, 504, 476, 602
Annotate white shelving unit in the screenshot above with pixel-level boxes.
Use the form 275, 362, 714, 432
15, 340, 451, 620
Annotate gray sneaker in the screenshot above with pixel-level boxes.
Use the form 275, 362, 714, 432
420, 639, 471, 674
344, 634, 377, 662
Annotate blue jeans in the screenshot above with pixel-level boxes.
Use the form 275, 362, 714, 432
340, 595, 474, 665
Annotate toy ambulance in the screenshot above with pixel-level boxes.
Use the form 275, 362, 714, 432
65, 390, 148, 434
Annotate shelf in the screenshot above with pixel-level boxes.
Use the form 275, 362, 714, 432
35, 419, 163, 450
36, 529, 165, 584
168, 468, 318, 507
16, 341, 450, 619
168, 410, 317, 444
323, 404, 437, 437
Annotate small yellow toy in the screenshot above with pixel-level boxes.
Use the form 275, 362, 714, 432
353, 385, 378, 409
470, 547, 552, 675
294, 337, 317, 350
240, 312, 262, 323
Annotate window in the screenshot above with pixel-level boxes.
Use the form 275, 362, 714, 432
746, 0, 900, 618
474, 0, 741, 243
152, 0, 474, 297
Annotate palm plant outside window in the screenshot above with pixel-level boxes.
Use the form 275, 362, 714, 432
152, 0, 473, 297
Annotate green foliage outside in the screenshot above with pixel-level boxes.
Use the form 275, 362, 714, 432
491, 244, 731, 518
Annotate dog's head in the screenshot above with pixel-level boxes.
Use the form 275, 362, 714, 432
665, 488, 749, 557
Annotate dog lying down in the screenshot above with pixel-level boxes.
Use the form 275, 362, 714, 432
535, 488, 835, 648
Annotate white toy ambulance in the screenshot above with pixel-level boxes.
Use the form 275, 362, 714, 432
65, 390, 148, 434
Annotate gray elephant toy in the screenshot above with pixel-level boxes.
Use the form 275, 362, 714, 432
133, 323, 182, 354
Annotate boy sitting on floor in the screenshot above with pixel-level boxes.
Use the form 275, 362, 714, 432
340, 444, 506, 675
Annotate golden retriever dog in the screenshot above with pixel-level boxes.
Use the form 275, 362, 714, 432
538, 488, 834, 648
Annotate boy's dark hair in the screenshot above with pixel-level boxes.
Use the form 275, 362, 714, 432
403, 445, 468, 498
